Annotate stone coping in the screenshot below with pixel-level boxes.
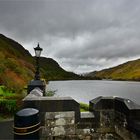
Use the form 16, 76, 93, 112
80, 112, 95, 119
115, 97, 140, 110
23, 96, 76, 101
90, 96, 140, 111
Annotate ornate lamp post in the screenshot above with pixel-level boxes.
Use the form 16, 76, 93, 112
27, 43, 46, 95
34, 43, 43, 80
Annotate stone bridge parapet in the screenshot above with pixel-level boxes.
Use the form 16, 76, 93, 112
19, 87, 140, 140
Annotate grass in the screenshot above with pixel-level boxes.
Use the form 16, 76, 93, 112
45, 90, 57, 96
0, 115, 14, 121
0, 85, 23, 120
0, 99, 17, 114
0, 86, 15, 97
0, 85, 25, 99
0, 85, 21, 101
80, 102, 89, 112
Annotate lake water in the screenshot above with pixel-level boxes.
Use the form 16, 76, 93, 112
47, 80, 140, 105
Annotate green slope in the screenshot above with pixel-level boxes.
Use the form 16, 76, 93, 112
0, 34, 81, 93
87, 59, 140, 81
40, 57, 82, 80
0, 34, 34, 92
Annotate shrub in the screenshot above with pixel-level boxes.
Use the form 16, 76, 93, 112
45, 90, 57, 96
0, 99, 20, 115
80, 102, 89, 112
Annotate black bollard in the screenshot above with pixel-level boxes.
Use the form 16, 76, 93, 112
14, 108, 40, 140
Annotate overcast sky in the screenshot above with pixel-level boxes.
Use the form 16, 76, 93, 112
1, 0, 140, 73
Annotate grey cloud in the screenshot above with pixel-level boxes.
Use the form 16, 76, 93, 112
1, 0, 140, 73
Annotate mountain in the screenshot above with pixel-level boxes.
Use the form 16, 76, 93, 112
39, 57, 82, 81
0, 34, 81, 92
87, 59, 140, 81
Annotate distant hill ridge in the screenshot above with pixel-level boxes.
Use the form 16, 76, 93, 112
0, 34, 81, 92
0, 34, 32, 59
87, 59, 140, 81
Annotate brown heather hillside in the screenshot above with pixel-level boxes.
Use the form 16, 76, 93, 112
0, 34, 35, 92
87, 59, 140, 81
0, 34, 82, 93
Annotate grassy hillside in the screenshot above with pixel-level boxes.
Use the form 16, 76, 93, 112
40, 57, 82, 80
0, 34, 82, 93
0, 34, 34, 92
87, 59, 140, 81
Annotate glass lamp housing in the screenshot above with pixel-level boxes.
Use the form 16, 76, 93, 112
34, 44, 43, 57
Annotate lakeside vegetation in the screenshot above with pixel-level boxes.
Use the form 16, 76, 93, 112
45, 90, 57, 96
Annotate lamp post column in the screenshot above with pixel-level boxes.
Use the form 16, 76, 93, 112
35, 56, 40, 80
34, 43, 42, 80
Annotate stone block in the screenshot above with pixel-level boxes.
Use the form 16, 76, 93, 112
52, 126, 66, 136
54, 111, 75, 118
89, 96, 115, 111
55, 118, 66, 126
80, 112, 95, 123
45, 112, 55, 120
30, 87, 43, 96
44, 111, 76, 137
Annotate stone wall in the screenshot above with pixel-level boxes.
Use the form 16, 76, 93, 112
89, 96, 140, 140
41, 111, 75, 139
41, 111, 122, 140
21, 88, 140, 140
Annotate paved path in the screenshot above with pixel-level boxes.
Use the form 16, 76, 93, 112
0, 120, 13, 140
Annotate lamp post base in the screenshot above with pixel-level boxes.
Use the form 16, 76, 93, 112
27, 79, 46, 96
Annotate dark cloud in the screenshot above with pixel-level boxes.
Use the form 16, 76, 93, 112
0, 0, 140, 73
